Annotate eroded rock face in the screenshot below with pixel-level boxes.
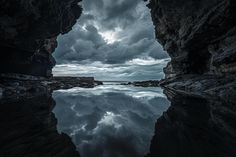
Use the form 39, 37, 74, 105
0, 0, 82, 77
146, 2, 236, 155
148, 0, 236, 78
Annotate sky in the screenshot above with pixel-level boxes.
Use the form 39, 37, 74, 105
53, 0, 169, 80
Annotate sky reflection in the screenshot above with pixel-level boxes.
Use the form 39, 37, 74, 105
53, 85, 170, 157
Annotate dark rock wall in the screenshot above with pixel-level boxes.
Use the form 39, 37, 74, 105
0, 94, 80, 157
148, 0, 236, 78
145, 92, 236, 157
0, 0, 82, 77
146, 1, 236, 156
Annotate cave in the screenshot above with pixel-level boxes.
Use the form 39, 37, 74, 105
0, 0, 236, 157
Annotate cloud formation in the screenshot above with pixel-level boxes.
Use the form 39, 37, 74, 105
53, 0, 168, 64
53, 58, 170, 81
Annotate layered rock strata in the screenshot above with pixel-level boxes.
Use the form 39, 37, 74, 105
146, 1, 236, 156
0, 75, 102, 100
148, 0, 236, 78
147, 0, 236, 99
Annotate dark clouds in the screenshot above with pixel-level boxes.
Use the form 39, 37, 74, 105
54, 0, 168, 64
53, 86, 170, 157
53, 58, 170, 81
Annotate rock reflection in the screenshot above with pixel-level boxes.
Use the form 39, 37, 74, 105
146, 89, 236, 157
0, 93, 80, 157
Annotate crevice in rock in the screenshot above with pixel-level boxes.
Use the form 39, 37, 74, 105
187, 49, 212, 74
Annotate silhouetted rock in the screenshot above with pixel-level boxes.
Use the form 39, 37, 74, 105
0, 74, 103, 100
51, 76, 103, 90
146, 1, 236, 153
147, 0, 236, 102
122, 80, 160, 87
132, 80, 159, 87
148, 0, 236, 77
0, 93, 80, 157
146, 90, 236, 157
0, 0, 82, 77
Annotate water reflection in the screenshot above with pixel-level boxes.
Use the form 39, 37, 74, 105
52, 85, 170, 157
146, 90, 236, 157
0, 93, 80, 157
0, 86, 235, 157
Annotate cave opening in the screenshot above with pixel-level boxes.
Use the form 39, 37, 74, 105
1, 0, 236, 157
52, 0, 169, 81
51, 1, 171, 157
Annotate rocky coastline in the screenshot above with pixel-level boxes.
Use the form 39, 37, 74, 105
0, 74, 103, 100
121, 80, 160, 87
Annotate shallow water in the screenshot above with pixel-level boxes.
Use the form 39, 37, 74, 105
52, 85, 170, 157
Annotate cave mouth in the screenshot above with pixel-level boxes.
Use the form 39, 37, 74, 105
52, 0, 170, 81
51, 2, 172, 156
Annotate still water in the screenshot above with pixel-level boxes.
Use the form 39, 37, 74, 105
1, 83, 235, 157
52, 84, 170, 157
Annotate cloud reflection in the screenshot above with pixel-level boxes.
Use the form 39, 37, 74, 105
53, 85, 170, 157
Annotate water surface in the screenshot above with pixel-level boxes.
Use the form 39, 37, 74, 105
53, 85, 170, 157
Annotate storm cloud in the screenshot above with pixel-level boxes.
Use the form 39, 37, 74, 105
53, 58, 170, 81
53, 0, 168, 64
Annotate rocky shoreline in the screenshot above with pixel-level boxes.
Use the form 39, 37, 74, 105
121, 80, 160, 87
1, 73, 235, 102
0, 73, 166, 100
119, 74, 236, 101
159, 74, 236, 100
0, 74, 103, 100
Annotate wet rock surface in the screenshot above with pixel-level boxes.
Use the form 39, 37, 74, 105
159, 74, 236, 100
0, 74, 103, 100
122, 80, 160, 87
51, 77, 103, 90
